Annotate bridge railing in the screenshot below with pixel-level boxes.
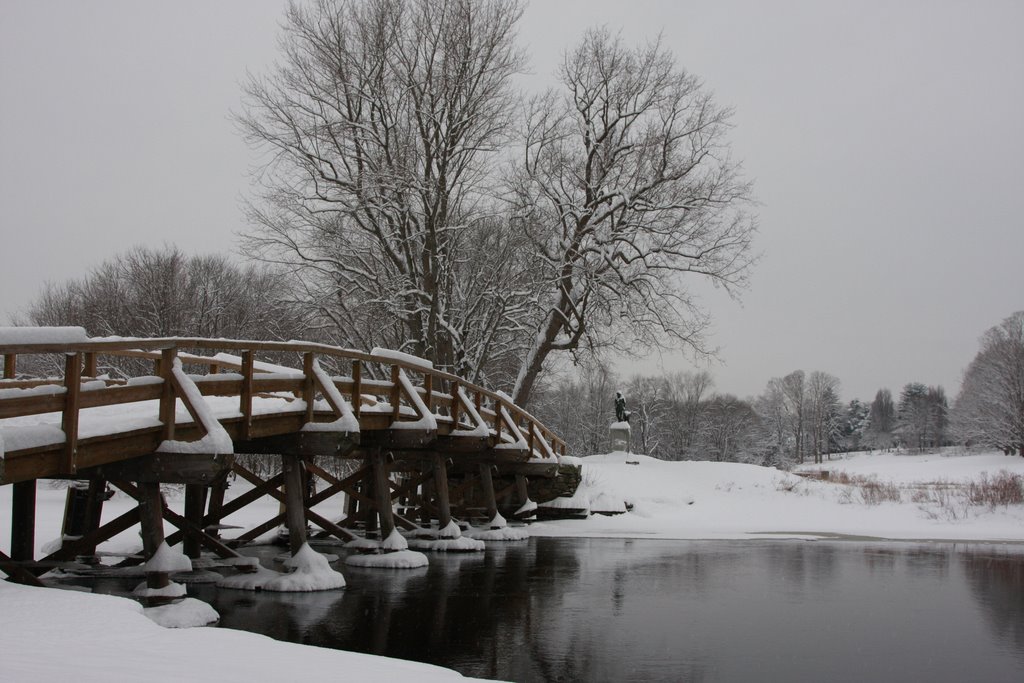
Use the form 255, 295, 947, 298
0, 337, 567, 480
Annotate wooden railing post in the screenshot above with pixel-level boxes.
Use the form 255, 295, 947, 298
4, 353, 16, 379
450, 381, 461, 427
351, 360, 362, 420
240, 350, 254, 440
302, 352, 315, 425
158, 347, 177, 442
62, 352, 82, 474
389, 365, 401, 423
424, 373, 433, 414
83, 352, 97, 378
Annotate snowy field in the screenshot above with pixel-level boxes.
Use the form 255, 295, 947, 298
3, 449, 1024, 681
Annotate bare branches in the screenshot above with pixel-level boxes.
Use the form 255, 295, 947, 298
509, 28, 756, 406
239, 0, 528, 377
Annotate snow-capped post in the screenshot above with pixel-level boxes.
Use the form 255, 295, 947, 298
390, 364, 402, 423
3, 352, 15, 378
240, 350, 254, 440
351, 359, 362, 419
302, 352, 315, 425
158, 347, 177, 442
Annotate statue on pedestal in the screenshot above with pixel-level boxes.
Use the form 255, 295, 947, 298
614, 391, 630, 423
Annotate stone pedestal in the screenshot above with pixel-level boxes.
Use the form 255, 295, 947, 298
609, 421, 631, 453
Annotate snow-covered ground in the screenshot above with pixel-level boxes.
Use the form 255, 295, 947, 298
3, 448, 1024, 681
533, 449, 1024, 542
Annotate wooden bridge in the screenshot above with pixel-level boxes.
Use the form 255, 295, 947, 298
0, 334, 574, 586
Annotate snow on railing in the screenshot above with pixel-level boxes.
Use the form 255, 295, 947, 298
0, 335, 567, 481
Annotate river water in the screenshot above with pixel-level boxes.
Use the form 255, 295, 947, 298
177, 538, 1024, 682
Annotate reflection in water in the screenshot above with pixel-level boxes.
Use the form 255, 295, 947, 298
74, 539, 1024, 682
962, 548, 1024, 655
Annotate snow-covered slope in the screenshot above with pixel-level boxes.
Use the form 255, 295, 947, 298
530, 450, 1024, 542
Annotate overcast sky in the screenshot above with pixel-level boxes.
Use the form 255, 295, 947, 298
2, 0, 1022, 402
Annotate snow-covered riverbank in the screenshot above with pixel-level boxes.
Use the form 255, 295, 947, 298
3, 449, 1024, 682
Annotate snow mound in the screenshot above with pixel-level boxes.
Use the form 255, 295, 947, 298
133, 581, 188, 599
346, 537, 384, 551
463, 525, 529, 542
486, 512, 507, 529
539, 492, 591, 512
590, 492, 627, 514
437, 520, 463, 539
145, 541, 193, 574
264, 543, 346, 592
407, 536, 485, 552
514, 499, 538, 516
143, 597, 219, 628
217, 564, 281, 591
380, 529, 409, 551
345, 550, 429, 569
217, 545, 345, 592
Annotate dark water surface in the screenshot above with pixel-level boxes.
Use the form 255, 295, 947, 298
182, 538, 1024, 682
80, 538, 1024, 682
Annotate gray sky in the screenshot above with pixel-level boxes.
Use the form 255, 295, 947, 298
2, 0, 1022, 402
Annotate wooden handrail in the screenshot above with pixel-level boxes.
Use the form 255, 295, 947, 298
0, 336, 568, 454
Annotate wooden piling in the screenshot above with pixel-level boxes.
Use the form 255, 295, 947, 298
137, 482, 170, 591
282, 455, 308, 554
478, 463, 499, 525
372, 450, 395, 541
432, 454, 452, 531
183, 484, 208, 559
10, 480, 36, 562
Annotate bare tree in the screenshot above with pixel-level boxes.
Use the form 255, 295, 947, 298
777, 370, 807, 463
865, 388, 896, 449
239, 0, 529, 379
806, 371, 842, 464
625, 374, 670, 456
507, 29, 756, 406
696, 393, 760, 463
19, 245, 300, 377
952, 311, 1024, 455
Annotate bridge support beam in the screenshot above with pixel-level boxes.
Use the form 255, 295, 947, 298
478, 464, 499, 525
205, 477, 228, 539
137, 482, 170, 593
59, 479, 108, 563
282, 455, 308, 554
183, 484, 208, 559
516, 474, 530, 505
432, 454, 452, 532
372, 450, 395, 541
10, 480, 36, 563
